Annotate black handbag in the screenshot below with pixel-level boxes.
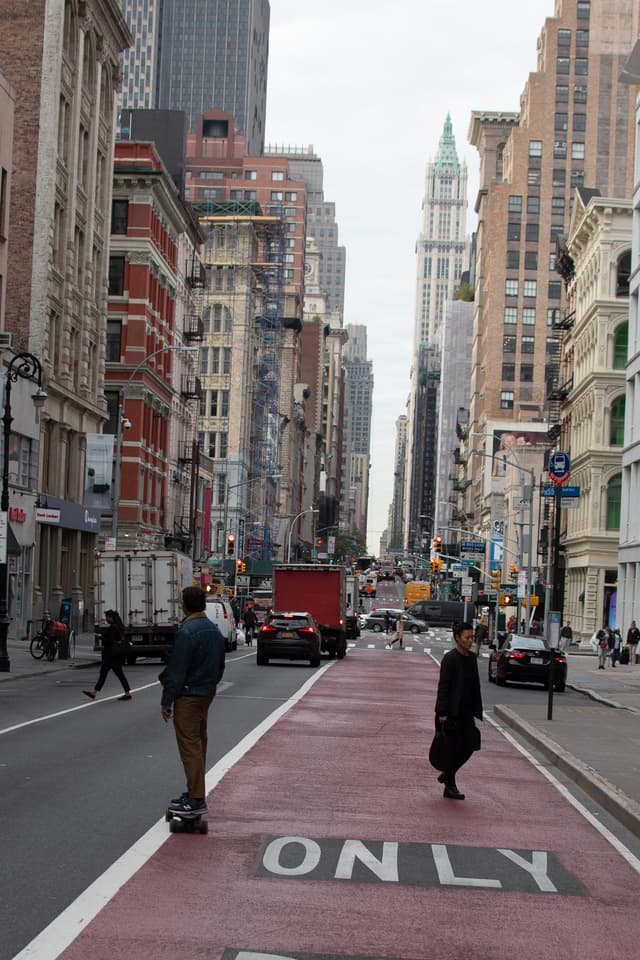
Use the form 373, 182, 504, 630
429, 730, 455, 771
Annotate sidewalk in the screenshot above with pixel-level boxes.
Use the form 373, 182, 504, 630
0, 632, 101, 682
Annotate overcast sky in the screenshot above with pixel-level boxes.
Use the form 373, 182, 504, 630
265, 0, 555, 553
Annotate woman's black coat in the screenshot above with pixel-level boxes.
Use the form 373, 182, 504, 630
435, 648, 483, 722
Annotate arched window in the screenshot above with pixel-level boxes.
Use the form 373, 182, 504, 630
613, 323, 628, 369
617, 250, 631, 297
606, 473, 622, 530
610, 395, 625, 446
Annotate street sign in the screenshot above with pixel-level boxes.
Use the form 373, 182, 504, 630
542, 484, 580, 498
236, 575, 250, 587
520, 596, 539, 607
549, 451, 571, 485
460, 540, 485, 553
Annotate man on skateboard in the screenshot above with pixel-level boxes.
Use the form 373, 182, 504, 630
160, 586, 226, 818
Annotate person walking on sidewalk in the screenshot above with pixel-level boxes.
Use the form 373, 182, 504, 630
386, 613, 404, 649
83, 610, 132, 701
243, 600, 258, 646
596, 629, 608, 669
610, 628, 623, 667
160, 586, 226, 817
627, 620, 640, 665
433, 621, 483, 800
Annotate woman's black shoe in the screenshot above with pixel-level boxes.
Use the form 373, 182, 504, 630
443, 784, 465, 800
437, 773, 447, 784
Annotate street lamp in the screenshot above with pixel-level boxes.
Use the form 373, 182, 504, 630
111, 343, 198, 540
0, 352, 46, 672
286, 508, 319, 563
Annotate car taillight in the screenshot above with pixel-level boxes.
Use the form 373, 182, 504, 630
554, 655, 565, 664
508, 651, 527, 660
297, 627, 316, 635
259, 625, 275, 634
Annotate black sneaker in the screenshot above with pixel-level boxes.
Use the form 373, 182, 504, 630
170, 791, 189, 806
168, 796, 207, 817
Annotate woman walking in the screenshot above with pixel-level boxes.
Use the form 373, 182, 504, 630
83, 609, 132, 701
433, 621, 483, 800
386, 612, 404, 648
627, 620, 640, 666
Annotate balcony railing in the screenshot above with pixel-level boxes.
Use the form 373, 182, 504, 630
183, 314, 204, 342
180, 375, 202, 400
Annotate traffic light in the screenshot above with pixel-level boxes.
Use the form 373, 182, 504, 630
490, 568, 501, 591
433, 535, 443, 554
500, 594, 513, 607
226, 532, 236, 556
510, 564, 519, 581
316, 537, 323, 547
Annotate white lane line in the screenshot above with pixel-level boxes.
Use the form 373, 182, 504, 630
487, 713, 640, 875
12, 660, 335, 960
367, 643, 375, 649
0, 650, 257, 738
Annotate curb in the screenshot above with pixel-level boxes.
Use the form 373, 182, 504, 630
0, 657, 101, 683
493, 703, 640, 841
568, 681, 640, 715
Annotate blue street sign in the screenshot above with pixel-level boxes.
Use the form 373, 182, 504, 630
549, 451, 571, 482
542, 484, 580, 498
460, 540, 486, 553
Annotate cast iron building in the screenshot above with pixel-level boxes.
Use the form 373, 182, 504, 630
155, 0, 270, 149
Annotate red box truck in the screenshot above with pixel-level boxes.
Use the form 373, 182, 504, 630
272, 564, 347, 659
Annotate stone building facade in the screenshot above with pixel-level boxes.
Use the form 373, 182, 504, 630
0, 0, 131, 628
558, 192, 631, 641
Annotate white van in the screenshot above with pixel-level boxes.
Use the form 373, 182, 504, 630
205, 597, 237, 651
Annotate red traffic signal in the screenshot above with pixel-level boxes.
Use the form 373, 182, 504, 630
226, 533, 236, 556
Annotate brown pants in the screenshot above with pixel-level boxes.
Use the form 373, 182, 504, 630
173, 696, 213, 800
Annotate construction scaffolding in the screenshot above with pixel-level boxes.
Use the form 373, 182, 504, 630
193, 202, 285, 560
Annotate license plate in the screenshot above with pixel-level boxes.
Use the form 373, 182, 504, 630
530, 657, 543, 665
278, 631, 294, 638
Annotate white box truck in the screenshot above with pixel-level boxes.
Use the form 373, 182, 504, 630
94, 550, 193, 662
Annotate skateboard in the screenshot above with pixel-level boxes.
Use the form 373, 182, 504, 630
165, 807, 208, 834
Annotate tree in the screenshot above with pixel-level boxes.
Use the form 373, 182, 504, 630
335, 530, 368, 560
454, 281, 475, 302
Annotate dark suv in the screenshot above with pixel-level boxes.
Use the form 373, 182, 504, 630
405, 600, 466, 628
257, 611, 322, 667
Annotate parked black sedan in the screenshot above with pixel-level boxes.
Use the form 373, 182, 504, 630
488, 635, 567, 691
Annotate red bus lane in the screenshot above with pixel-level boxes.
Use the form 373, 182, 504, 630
53, 654, 639, 960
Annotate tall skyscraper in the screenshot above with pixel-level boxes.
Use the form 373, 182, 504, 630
120, 0, 161, 111
342, 325, 373, 536
155, 0, 270, 149
404, 116, 468, 550
466, 0, 638, 533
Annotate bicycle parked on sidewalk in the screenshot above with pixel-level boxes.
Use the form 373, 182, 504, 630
29, 617, 72, 661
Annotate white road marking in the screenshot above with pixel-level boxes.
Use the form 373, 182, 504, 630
12, 661, 335, 960
487, 713, 640, 875
0, 650, 256, 738
367, 644, 375, 649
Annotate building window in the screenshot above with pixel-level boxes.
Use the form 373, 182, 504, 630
557, 29, 571, 47
548, 281, 562, 299
574, 85, 587, 103
507, 222, 521, 241
111, 199, 128, 235
529, 140, 543, 157
613, 323, 628, 368
506, 251, 520, 269
523, 280, 537, 298
245, 170, 257, 180
244, 190, 256, 200
549, 254, 557, 271
108, 256, 125, 296
556, 85, 569, 102
526, 222, 539, 243
554, 140, 567, 158
524, 253, 537, 272
520, 364, 534, 381
577, 2, 590, 19
556, 58, 570, 75
522, 308, 536, 325
230, 189, 242, 200
606, 473, 622, 530
508, 195, 522, 213
552, 197, 565, 215
502, 363, 515, 381
106, 320, 122, 361
610, 396, 625, 446
571, 143, 585, 160
271, 171, 285, 181
552, 168, 566, 187
505, 279, 518, 297
522, 336, 535, 355
503, 335, 517, 354
571, 170, 585, 186
576, 29, 589, 46
527, 195, 540, 214
548, 308, 560, 327
573, 113, 587, 132
501, 391, 515, 410
555, 112, 568, 131
504, 307, 517, 325
616, 252, 631, 298
575, 58, 588, 75
285, 191, 297, 201
271, 191, 283, 201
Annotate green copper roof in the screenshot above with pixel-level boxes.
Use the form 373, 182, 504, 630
434, 114, 459, 167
